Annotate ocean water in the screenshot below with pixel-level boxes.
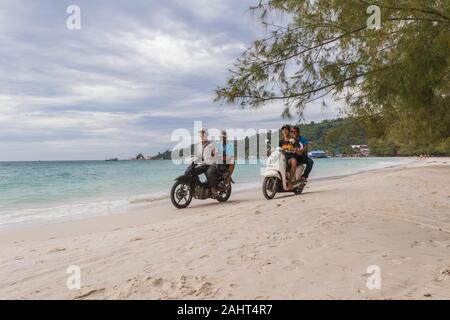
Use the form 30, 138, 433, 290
0, 157, 415, 229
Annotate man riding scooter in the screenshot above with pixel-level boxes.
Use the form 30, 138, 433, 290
290, 126, 314, 183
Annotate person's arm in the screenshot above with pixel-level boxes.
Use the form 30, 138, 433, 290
302, 137, 309, 153
295, 141, 303, 155
211, 143, 216, 162
227, 143, 235, 165
196, 143, 205, 165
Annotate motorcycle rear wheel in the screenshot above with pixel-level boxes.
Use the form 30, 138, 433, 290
216, 179, 232, 202
293, 185, 304, 194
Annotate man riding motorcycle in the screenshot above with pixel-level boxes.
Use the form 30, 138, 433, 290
194, 128, 218, 198
216, 130, 235, 183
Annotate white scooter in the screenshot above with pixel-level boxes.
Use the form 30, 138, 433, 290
262, 139, 306, 200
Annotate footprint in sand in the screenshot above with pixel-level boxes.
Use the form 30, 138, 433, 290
195, 282, 214, 296
283, 259, 305, 271
435, 268, 450, 282
441, 268, 450, 275
73, 288, 106, 300
175, 275, 217, 298
152, 277, 164, 286
391, 256, 412, 264
48, 248, 66, 253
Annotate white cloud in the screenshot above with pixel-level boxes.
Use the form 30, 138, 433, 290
0, 0, 339, 161
115, 29, 246, 73
174, 0, 232, 21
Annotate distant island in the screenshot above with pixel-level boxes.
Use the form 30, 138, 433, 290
130, 150, 172, 160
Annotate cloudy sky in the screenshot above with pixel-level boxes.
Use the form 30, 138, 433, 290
0, 0, 339, 161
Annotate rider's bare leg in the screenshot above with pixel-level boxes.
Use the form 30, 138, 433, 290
228, 163, 235, 176
225, 163, 235, 184
288, 158, 297, 190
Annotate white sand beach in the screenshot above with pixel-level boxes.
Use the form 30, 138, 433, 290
0, 158, 449, 299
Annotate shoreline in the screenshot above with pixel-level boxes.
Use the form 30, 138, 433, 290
1, 158, 449, 299
0, 157, 419, 241
0, 157, 418, 233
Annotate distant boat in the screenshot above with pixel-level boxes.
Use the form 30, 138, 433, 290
308, 150, 328, 158
105, 158, 118, 161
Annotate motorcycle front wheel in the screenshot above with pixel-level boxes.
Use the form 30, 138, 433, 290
262, 177, 278, 200
170, 181, 192, 209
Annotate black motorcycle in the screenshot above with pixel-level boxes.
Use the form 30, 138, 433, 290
170, 162, 232, 209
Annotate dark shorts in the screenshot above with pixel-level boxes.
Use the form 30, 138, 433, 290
217, 164, 229, 175
285, 153, 297, 163
295, 154, 308, 164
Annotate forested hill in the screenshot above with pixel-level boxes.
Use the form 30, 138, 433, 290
153, 118, 368, 159
149, 150, 172, 160
151, 117, 447, 159
296, 118, 367, 154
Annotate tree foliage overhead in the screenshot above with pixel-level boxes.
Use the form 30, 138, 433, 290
215, 0, 450, 154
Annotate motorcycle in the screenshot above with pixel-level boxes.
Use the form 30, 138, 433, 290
262, 139, 306, 200
170, 159, 232, 209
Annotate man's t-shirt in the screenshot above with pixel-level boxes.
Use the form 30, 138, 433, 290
196, 141, 216, 165
297, 135, 309, 160
216, 141, 234, 164
298, 135, 308, 147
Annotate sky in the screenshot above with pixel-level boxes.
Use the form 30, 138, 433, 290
0, 0, 340, 161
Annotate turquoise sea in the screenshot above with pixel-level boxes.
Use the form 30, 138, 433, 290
0, 157, 415, 229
